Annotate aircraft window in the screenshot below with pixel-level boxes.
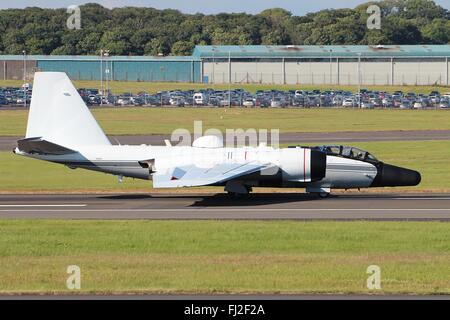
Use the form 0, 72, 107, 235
317, 145, 378, 162
351, 148, 367, 160
349, 147, 378, 161
341, 147, 352, 157
319, 145, 341, 156
328, 146, 341, 155
366, 153, 378, 161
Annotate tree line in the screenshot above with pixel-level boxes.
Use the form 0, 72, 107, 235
0, 0, 448, 56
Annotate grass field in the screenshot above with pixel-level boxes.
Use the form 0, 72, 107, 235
1, 140, 449, 192
0, 220, 449, 294
1, 108, 450, 136
1, 79, 449, 95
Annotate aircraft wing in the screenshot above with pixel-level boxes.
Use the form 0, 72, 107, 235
153, 162, 275, 188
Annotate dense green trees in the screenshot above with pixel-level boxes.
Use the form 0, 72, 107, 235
0, 0, 448, 56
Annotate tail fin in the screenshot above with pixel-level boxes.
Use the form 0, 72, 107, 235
25, 72, 111, 148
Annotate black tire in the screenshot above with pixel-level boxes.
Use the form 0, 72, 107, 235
227, 191, 249, 199
317, 192, 330, 199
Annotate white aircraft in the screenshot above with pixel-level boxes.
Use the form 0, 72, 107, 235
14, 72, 421, 197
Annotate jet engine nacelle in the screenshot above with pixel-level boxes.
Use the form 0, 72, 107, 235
280, 148, 326, 183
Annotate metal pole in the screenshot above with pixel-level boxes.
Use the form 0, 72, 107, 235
228, 51, 231, 108
100, 49, 103, 106
22, 50, 26, 81
22, 50, 26, 107
111, 60, 114, 81
336, 57, 340, 85
391, 57, 394, 86
282, 57, 286, 85
212, 49, 215, 84
446, 57, 449, 86
357, 53, 361, 108
228, 51, 231, 85
191, 59, 194, 83
329, 49, 332, 85
105, 51, 110, 105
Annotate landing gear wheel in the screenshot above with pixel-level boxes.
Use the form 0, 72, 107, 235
225, 184, 252, 199
227, 191, 249, 199
317, 192, 330, 199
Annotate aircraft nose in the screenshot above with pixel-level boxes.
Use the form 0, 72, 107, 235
372, 164, 421, 187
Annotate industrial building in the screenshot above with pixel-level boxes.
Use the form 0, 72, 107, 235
0, 45, 449, 86
0, 55, 201, 83
194, 45, 450, 86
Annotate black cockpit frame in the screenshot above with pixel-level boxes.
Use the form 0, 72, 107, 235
313, 145, 380, 164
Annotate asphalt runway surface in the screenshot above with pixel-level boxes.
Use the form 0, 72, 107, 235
2, 130, 450, 150
1, 193, 450, 220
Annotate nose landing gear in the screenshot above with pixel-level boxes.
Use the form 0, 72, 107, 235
317, 192, 330, 199
306, 187, 331, 199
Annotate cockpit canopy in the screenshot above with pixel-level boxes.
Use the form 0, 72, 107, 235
315, 145, 379, 162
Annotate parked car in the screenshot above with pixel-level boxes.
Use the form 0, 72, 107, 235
382, 98, 394, 108
169, 96, 185, 107
439, 99, 449, 109
429, 95, 440, 104
116, 96, 132, 106
413, 101, 424, 109
242, 98, 255, 107
400, 100, 412, 109
193, 92, 206, 106
270, 98, 284, 108
342, 98, 356, 107
361, 101, 374, 109
0, 95, 8, 106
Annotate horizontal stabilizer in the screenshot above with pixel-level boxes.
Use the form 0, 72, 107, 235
17, 137, 77, 155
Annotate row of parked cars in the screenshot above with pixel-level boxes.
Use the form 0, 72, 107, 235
79, 88, 450, 109
0, 86, 32, 106
1, 85, 450, 109
342, 89, 450, 109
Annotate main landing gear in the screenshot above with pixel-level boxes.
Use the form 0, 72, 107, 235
225, 181, 252, 198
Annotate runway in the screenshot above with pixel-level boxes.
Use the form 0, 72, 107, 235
1, 130, 450, 150
1, 193, 450, 220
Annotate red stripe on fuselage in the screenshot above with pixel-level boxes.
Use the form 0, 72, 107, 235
303, 148, 306, 182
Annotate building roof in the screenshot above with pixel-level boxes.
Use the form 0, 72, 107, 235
0, 55, 200, 61
192, 45, 450, 58
1, 45, 449, 61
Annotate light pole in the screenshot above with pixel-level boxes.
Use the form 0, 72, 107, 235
22, 50, 26, 107
104, 50, 110, 105
357, 53, 361, 109
100, 49, 103, 106
100, 49, 110, 106
212, 48, 215, 84
22, 50, 26, 81
228, 51, 231, 108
